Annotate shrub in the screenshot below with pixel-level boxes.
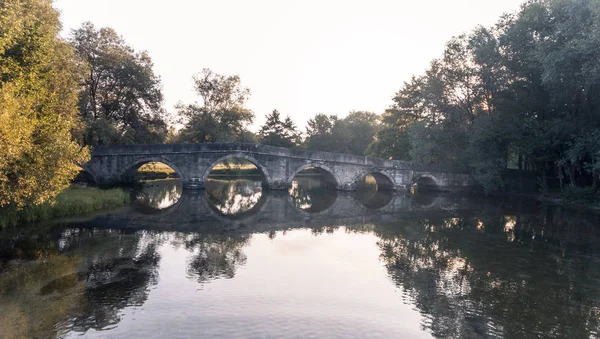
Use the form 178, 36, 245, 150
561, 186, 597, 202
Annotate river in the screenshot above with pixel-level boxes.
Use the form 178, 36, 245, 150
1, 177, 600, 338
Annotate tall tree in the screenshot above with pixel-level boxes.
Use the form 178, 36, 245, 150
71, 22, 167, 145
177, 68, 254, 143
258, 110, 301, 148
0, 0, 88, 208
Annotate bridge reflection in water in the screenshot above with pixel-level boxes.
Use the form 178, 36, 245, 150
76, 177, 472, 234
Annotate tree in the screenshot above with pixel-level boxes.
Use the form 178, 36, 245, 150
177, 69, 254, 143
366, 125, 411, 160
258, 110, 301, 148
305, 111, 380, 155
337, 111, 380, 155
304, 113, 338, 152
71, 22, 167, 145
0, 0, 89, 208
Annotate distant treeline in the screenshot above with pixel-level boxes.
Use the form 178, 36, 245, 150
2, 0, 599, 211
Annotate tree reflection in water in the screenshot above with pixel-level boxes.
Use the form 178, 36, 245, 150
134, 179, 183, 211
172, 232, 250, 284
0, 227, 165, 337
0, 224, 253, 337
205, 178, 264, 218
373, 206, 600, 338
288, 176, 337, 213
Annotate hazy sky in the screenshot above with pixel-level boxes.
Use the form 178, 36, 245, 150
54, 0, 524, 130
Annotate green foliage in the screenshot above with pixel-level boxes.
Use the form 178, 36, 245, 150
258, 110, 301, 148
366, 126, 411, 160
304, 113, 338, 151
305, 111, 380, 155
466, 114, 519, 192
71, 22, 168, 145
338, 111, 381, 155
406, 122, 469, 170
0, 186, 130, 228
561, 129, 600, 186
177, 68, 254, 143
374, 0, 600, 194
0, 0, 89, 209
561, 186, 598, 203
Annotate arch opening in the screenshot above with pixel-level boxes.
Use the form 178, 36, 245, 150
72, 168, 96, 186
206, 157, 264, 181
356, 173, 395, 209
357, 172, 395, 192
204, 155, 269, 187
125, 160, 182, 182
204, 156, 267, 219
414, 175, 440, 193
289, 166, 338, 190
288, 167, 338, 213
126, 161, 183, 210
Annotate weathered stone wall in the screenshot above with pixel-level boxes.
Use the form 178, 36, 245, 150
84, 143, 478, 191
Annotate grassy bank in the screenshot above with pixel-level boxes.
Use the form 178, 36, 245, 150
136, 162, 179, 180
531, 186, 600, 214
0, 186, 130, 228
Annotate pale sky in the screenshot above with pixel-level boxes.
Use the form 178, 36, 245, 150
54, 0, 524, 131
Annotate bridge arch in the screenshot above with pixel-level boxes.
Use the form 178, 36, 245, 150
202, 153, 271, 183
122, 156, 185, 182
413, 173, 441, 191
286, 163, 340, 190
355, 169, 396, 191
77, 166, 99, 185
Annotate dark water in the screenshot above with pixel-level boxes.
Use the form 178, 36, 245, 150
2, 178, 600, 338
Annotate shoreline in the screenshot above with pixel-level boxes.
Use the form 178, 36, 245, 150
0, 186, 130, 228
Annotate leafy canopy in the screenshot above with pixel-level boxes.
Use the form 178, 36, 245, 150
177, 68, 254, 143
0, 0, 89, 208
71, 22, 168, 145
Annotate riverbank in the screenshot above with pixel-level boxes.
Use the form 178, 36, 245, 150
0, 186, 130, 228
535, 194, 600, 214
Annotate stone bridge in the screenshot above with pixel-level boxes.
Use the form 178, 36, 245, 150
83, 143, 477, 191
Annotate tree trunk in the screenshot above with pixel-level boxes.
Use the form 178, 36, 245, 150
569, 163, 577, 186
542, 167, 548, 194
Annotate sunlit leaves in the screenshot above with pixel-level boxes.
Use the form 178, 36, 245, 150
0, 0, 89, 209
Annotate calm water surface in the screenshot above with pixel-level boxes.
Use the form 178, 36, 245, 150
2, 177, 600, 338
